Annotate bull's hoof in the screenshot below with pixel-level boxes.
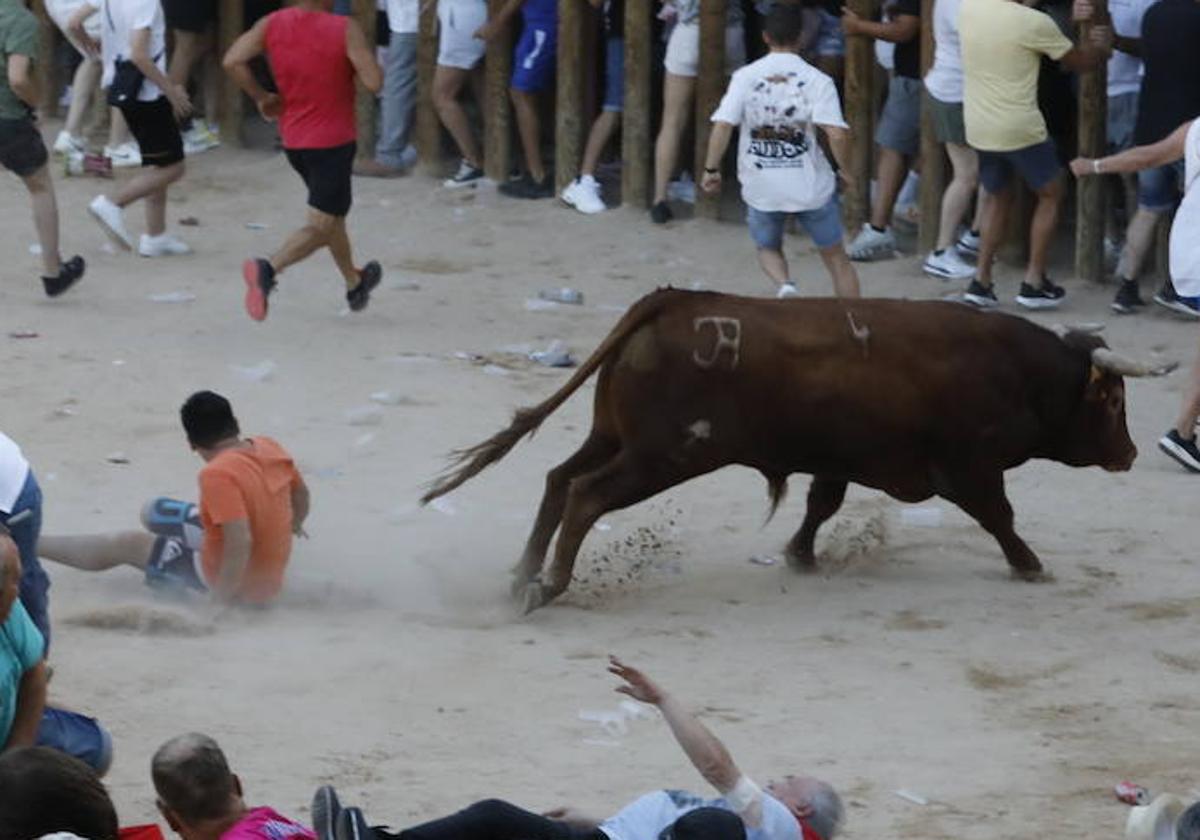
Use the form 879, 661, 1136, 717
785, 549, 819, 573
520, 581, 547, 615
1011, 567, 1053, 583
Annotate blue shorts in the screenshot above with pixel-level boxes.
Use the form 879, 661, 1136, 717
603, 37, 624, 112
978, 139, 1061, 194
511, 22, 556, 93
1137, 160, 1185, 212
815, 10, 844, 57
37, 707, 113, 775
874, 76, 921, 157
0, 471, 49, 650
1107, 91, 1138, 152
747, 195, 844, 251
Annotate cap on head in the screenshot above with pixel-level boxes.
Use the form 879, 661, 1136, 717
0, 746, 119, 840
180, 392, 240, 450
151, 733, 237, 824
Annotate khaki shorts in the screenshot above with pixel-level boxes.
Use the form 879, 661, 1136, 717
663, 20, 745, 78
926, 92, 966, 147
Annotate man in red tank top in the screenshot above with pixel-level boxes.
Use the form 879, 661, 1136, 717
222, 0, 383, 321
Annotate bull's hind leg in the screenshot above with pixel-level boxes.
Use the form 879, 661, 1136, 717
785, 476, 848, 571
512, 433, 620, 594
941, 469, 1045, 580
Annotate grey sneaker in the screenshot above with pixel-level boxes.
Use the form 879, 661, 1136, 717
312, 785, 341, 840
847, 224, 896, 261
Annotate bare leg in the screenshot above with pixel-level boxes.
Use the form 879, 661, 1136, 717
936, 142, 979, 251
22, 164, 62, 276
817, 243, 862, 298
757, 247, 790, 288
970, 186, 987, 234
509, 88, 544, 182
108, 108, 132, 148
869, 147, 907, 230
433, 65, 482, 167
111, 161, 185, 212
1175, 335, 1200, 438
1116, 208, 1161, 281
64, 57, 101, 139
976, 186, 1011, 289
269, 207, 337, 275
580, 111, 620, 177
325, 216, 361, 288
40, 532, 156, 572
1025, 176, 1063, 286
652, 73, 695, 205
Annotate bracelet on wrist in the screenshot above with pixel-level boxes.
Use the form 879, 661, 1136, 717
1093, 158, 1102, 174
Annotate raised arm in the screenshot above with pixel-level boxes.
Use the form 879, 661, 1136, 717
346, 17, 383, 93
1071, 120, 1192, 177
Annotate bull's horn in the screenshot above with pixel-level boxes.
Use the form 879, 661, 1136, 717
1091, 348, 1178, 377
1051, 322, 1106, 338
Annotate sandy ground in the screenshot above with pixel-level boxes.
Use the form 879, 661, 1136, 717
3, 134, 1200, 840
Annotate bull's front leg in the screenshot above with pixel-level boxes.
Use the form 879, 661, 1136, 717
941, 469, 1047, 581
785, 476, 848, 571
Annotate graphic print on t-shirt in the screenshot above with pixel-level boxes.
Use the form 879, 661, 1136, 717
745, 73, 815, 170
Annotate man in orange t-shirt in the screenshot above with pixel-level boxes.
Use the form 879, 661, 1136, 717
40, 391, 310, 605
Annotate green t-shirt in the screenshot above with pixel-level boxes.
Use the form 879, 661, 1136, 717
0, 0, 39, 120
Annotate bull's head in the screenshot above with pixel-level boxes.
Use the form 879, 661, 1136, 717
1054, 326, 1177, 471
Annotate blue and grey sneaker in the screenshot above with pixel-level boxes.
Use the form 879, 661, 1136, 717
1153, 282, 1200, 319
1159, 429, 1200, 473
312, 785, 342, 840
141, 497, 202, 543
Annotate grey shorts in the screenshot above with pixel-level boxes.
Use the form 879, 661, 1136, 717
875, 75, 921, 156
926, 93, 965, 146
1107, 90, 1138, 152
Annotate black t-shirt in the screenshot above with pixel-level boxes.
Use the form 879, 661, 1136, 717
886, 0, 921, 79
1135, 0, 1200, 145
604, 0, 624, 37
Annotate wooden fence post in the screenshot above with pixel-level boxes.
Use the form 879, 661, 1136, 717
916, 0, 945, 254
843, 0, 876, 231
694, 0, 726, 220
483, 0, 514, 181
217, 0, 245, 147
355, 0, 378, 159
34, 0, 59, 117
415, 0, 441, 174
1074, 0, 1108, 282
622, 0, 652, 207
555, 0, 584, 191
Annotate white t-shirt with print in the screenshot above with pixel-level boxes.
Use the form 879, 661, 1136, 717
599, 789, 801, 840
711, 52, 846, 213
924, 0, 965, 103
1107, 0, 1156, 97
1170, 120, 1200, 296
97, 0, 167, 101
0, 434, 31, 515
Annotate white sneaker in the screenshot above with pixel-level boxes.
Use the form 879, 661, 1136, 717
955, 229, 981, 258
104, 142, 142, 168
138, 233, 192, 257
923, 248, 976, 280
776, 282, 800, 298
562, 175, 606, 214
53, 130, 85, 156
88, 195, 133, 251
847, 224, 896, 261
183, 123, 220, 155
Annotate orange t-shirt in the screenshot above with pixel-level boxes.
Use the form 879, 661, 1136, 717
198, 436, 302, 604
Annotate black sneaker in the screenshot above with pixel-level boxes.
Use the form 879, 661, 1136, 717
1159, 429, 1200, 473
498, 173, 553, 199
1110, 278, 1146, 314
650, 201, 673, 224
1153, 281, 1200, 320
1015, 277, 1065, 310
312, 786, 341, 840
963, 279, 999, 308
347, 261, 382, 312
42, 255, 85, 298
336, 807, 376, 840
442, 159, 484, 189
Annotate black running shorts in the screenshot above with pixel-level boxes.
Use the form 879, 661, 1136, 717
163, 0, 218, 32
0, 117, 48, 177
119, 97, 185, 168
285, 142, 357, 217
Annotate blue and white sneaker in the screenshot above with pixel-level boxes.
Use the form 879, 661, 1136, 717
140, 497, 202, 544
1153, 282, 1200, 320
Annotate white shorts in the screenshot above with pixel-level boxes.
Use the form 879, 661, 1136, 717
45, 0, 102, 46
663, 20, 745, 78
437, 0, 488, 70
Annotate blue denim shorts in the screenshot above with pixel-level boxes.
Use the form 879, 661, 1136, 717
978, 139, 1061, 194
511, 23, 556, 93
815, 10, 844, 56
1137, 160, 1185, 212
37, 707, 113, 775
874, 76, 922, 157
0, 471, 49, 649
603, 37, 624, 112
1106, 91, 1138, 152
746, 194, 844, 250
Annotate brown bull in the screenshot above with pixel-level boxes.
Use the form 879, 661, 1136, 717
423, 290, 1174, 612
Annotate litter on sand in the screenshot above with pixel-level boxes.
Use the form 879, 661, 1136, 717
893, 790, 929, 806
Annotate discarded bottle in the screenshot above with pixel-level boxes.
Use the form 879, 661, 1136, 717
538, 287, 584, 305
1114, 782, 1150, 806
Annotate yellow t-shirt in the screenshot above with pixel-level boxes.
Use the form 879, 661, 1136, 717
958, 0, 1073, 151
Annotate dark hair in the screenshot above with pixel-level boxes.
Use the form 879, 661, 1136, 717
765, 3, 806, 46
180, 391, 240, 449
1178, 802, 1200, 840
151, 734, 236, 824
0, 747, 119, 840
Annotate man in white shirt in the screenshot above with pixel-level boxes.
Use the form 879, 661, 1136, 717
701, 3, 860, 300
0, 433, 50, 648
356, 0, 419, 177
312, 657, 844, 840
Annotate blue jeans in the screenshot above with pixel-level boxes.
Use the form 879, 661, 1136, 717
0, 471, 49, 649
37, 707, 112, 775
377, 32, 418, 168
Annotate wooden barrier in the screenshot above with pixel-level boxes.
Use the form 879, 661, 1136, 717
1074, 0, 1108, 283
415, 0, 441, 175
622, 0, 653, 207
555, 0, 585, 190
843, 0, 876, 231
33, 0, 61, 117
217, 0, 245, 147
482, 0, 514, 181
916, 0, 945, 255
694, 0, 727, 219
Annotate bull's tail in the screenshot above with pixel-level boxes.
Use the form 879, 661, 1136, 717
420, 290, 678, 504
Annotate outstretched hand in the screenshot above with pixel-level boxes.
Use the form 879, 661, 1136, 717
609, 656, 665, 705
1068, 157, 1095, 177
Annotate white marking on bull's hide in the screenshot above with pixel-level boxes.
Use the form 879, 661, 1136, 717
693, 317, 742, 370
686, 419, 712, 444
846, 311, 870, 358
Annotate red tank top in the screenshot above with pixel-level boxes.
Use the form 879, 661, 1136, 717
265, 8, 356, 150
